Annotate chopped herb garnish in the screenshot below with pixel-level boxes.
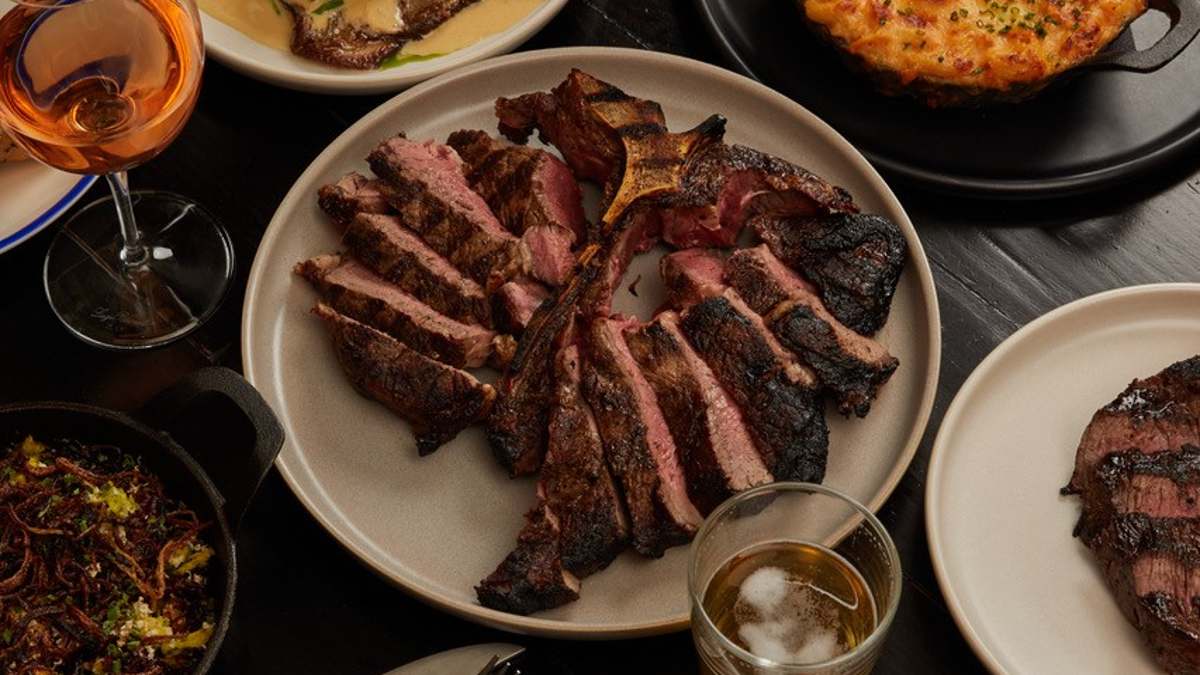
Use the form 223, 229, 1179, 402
312, 0, 343, 14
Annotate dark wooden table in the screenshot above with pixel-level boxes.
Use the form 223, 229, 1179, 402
3, 1, 1199, 673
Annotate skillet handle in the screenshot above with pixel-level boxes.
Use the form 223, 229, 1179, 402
1077, 0, 1200, 72
139, 367, 284, 530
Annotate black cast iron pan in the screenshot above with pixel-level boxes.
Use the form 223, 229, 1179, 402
0, 367, 284, 674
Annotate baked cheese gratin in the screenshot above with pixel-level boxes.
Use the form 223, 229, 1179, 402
802, 0, 1149, 106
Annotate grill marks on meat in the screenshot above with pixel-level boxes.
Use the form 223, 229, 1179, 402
317, 172, 392, 229
755, 213, 907, 335
660, 142, 857, 249
626, 312, 772, 515
313, 304, 495, 455
475, 503, 580, 615
1066, 356, 1200, 674
447, 130, 587, 287
368, 136, 528, 287
296, 254, 503, 369
582, 317, 702, 557
282, 0, 480, 70
728, 246, 898, 417
680, 293, 828, 483
343, 213, 492, 327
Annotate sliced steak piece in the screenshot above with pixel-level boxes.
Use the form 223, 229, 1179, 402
475, 503, 580, 615
626, 312, 773, 514
492, 277, 552, 335
754, 213, 907, 335
368, 135, 528, 286
727, 246, 899, 417
317, 172, 392, 229
447, 130, 587, 287
313, 304, 495, 455
660, 248, 727, 311
660, 142, 857, 249
1125, 553, 1200, 674
543, 344, 630, 576
680, 292, 829, 483
296, 254, 503, 369
343, 213, 492, 327
582, 316, 702, 556
580, 209, 661, 317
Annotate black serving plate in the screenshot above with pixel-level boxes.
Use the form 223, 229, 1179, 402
696, 0, 1200, 198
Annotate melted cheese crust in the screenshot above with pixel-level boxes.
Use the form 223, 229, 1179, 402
804, 0, 1148, 90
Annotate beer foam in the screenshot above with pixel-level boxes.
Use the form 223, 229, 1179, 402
738, 566, 788, 613
734, 565, 846, 664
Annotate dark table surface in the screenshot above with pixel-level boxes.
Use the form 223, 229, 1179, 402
3, 1, 1200, 673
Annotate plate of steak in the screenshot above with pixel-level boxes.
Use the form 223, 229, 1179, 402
928, 284, 1200, 674
242, 47, 939, 637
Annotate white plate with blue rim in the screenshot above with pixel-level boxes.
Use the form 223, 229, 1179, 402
0, 160, 96, 255
199, 0, 569, 95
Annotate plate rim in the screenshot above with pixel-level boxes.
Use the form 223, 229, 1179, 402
692, 0, 1200, 200
0, 174, 96, 254
925, 282, 1200, 674
242, 45, 943, 638
200, 0, 568, 95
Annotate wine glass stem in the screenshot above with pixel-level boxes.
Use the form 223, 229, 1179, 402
106, 171, 149, 268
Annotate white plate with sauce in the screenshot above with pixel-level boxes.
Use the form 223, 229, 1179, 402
242, 47, 941, 638
927, 284, 1200, 673
198, 0, 567, 95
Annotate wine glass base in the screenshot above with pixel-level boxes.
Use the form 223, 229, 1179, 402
44, 191, 234, 350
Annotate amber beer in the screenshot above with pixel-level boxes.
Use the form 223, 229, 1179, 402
0, 0, 203, 174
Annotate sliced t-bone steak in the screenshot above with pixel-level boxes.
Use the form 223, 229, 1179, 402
368, 135, 529, 287
727, 246, 899, 417
660, 248, 727, 311
475, 503, 580, 615
582, 316, 702, 557
754, 213, 907, 336
626, 311, 773, 514
447, 130, 586, 287
492, 277, 552, 335
317, 172, 392, 229
659, 142, 857, 249
581, 209, 661, 317
296, 254, 504, 369
1065, 356, 1200, 674
543, 344, 630, 576
313, 304, 495, 455
343, 213, 491, 327
680, 292, 829, 483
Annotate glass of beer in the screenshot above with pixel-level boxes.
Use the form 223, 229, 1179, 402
689, 483, 901, 675
0, 0, 232, 349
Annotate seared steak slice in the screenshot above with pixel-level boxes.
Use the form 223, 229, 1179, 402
543, 344, 630, 576
313, 304, 495, 455
660, 248, 727, 311
727, 246, 899, 417
368, 136, 528, 286
475, 503, 580, 615
296, 254, 503, 369
317, 172, 392, 229
626, 312, 773, 514
492, 277, 552, 335
581, 209, 660, 317
1066, 357, 1200, 674
754, 213, 907, 335
447, 130, 586, 286
582, 317, 702, 557
660, 142, 857, 249
680, 292, 829, 483
343, 213, 491, 326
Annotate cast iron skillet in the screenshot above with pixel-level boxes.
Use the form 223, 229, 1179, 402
696, 0, 1200, 198
0, 367, 284, 674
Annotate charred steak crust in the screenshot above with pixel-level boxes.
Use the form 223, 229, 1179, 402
680, 295, 829, 483
368, 136, 528, 288
755, 213, 907, 336
313, 304, 495, 455
343, 213, 493, 327
317, 172, 392, 229
475, 504, 580, 615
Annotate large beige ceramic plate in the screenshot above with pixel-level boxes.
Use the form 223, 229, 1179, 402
199, 0, 567, 94
927, 284, 1200, 673
242, 47, 941, 638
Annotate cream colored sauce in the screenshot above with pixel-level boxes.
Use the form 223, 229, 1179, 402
198, 0, 544, 64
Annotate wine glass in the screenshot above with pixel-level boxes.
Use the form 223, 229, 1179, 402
0, 0, 232, 349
